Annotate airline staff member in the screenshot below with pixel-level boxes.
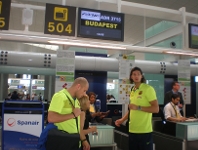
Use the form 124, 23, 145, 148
115, 67, 159, 150
164, 81, 184, 115
164, 94, 187, 122
48, 77, 90, 150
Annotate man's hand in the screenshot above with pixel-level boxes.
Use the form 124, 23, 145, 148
128, 104, 138, 110
99, 115, 105, 119
101, 110, 110, 116
73, 108, 81, 117
115, 119, 123, 127
178, 104, 183, 108
176, 117, 187, 122
82, 140, 90, 150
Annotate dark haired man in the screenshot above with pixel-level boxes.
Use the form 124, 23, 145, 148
164, 94, 187, 122
164, 81, 184, 115
115, 67, 159, 150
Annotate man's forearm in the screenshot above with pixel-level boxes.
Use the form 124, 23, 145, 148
48, 111, 75, 123
121, 111, 129, 122
141, 105, 159, 113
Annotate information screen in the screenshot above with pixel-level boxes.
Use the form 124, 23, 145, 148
44, 3, 76, 36
189, 23, 198, 49
0, 0, 11, 30
77, 8, 124, 41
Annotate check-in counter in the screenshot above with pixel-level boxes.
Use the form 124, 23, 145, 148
176, 122, 198, 150
153, 120, 198, 150
89, 124, 117, 150
176, 122, 198, 141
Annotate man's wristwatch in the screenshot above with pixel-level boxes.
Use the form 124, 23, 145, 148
137, 106, 141, 110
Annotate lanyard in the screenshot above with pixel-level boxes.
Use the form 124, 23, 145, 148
63, 93, 79, 133
170, 102, 179, 118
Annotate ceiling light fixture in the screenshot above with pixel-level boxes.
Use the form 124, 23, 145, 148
163, 51, 198, 56
48, 41, 126, 50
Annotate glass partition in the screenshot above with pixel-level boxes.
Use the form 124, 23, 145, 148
8, 74, 44, 101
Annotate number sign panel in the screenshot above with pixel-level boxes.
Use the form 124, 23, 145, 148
0, 0, 11, 30
44, 3, 76, 36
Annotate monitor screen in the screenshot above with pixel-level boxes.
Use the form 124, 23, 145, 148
189, 23, 198, 49
17, 85, 23, 89
77, 8, 124, 41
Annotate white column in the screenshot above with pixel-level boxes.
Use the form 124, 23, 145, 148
117, 0, 121, 13
62, 0, 66, 5
179, 7, 186, 50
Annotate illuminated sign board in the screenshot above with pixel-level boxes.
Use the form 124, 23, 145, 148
0, 0, 11, 30
44, 3, 76, 36
77, 8, 124, 41
189, 23, 198, 49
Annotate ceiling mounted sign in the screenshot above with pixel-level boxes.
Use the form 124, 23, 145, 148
44, 3, 76, 36
0, 0, 11, 30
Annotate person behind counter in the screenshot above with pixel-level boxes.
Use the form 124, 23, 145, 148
88, 92, 110, 122
164, 81, 184, 115
115, 67, 159, 150
79, 95, 97, 148
164, 94, 187, 122
47, 77, 90, 150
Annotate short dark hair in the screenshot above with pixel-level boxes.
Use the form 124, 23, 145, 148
171, 93, 180, 100
129, 67, 146, 84
172, 81, 179, 88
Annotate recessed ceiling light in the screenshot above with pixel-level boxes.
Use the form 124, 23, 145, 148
28, 59, 32, 61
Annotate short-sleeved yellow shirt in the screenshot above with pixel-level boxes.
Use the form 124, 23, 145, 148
129, 83, 157, 133
48, 89, 80, 133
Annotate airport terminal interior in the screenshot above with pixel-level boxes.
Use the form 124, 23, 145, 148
0, 0, 198, 150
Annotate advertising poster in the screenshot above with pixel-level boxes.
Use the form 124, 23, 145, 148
178, 60, 191, 104
118, 55, 135, 103
55, 50, 75, 92
3, 114, 42, 150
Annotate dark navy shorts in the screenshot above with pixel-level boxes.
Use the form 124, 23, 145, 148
129, 132, 153, 150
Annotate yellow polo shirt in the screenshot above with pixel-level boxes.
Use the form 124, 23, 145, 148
48, 89, 80, 133
129, 83, 157, 133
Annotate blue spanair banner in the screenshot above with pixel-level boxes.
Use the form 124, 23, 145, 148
3, 114, 42, 150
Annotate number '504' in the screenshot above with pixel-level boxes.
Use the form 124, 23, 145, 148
48, 22, 72, 33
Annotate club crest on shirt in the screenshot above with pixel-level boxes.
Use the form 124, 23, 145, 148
139, 91, 143, 95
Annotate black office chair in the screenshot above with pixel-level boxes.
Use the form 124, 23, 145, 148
159, 107, 166, 123
157, 107, 167, 133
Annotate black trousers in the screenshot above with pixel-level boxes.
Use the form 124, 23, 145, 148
129, 132, 153, 150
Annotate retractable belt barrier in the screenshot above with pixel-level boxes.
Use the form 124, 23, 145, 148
2, 100, 44, 150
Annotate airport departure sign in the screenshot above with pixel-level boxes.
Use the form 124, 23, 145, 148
44, 3, 76, 36
77, 8, 124, 41
0, 0, 11, 30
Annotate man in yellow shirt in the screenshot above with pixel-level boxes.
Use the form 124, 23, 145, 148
115, 67, 159, 150
48, 77, 90, 150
